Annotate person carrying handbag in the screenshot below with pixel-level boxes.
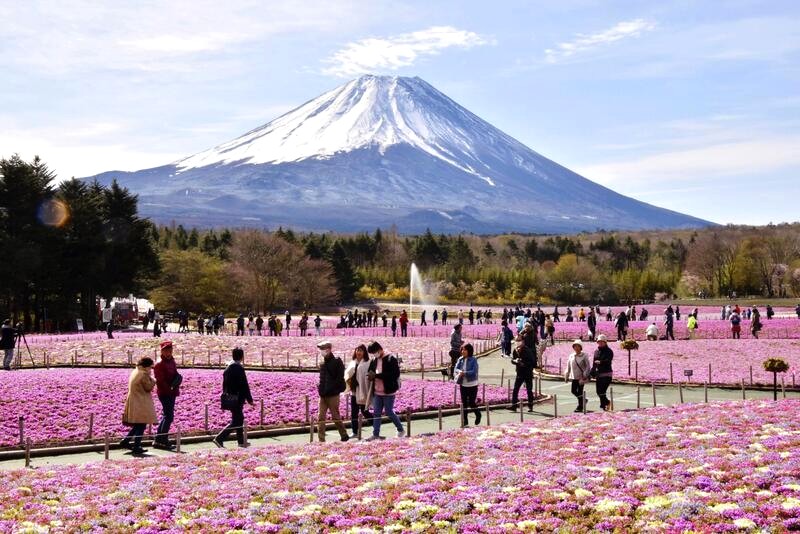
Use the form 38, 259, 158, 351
591, 335, 614, 411
213, 348, 253, 448
564, 339, 591, 412
453, 343, 481, 426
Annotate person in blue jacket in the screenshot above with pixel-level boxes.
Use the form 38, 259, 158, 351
454, 343, 481, 427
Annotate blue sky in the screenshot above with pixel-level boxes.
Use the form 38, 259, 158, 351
2, 0, 799, 225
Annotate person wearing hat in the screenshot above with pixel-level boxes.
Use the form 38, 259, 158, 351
564, 340, 591, 412
316, 340, 349, 442
153, 340, 181, 450
510, 335, 535, 412
121, 357, 158, 455
592, 335, 614, 411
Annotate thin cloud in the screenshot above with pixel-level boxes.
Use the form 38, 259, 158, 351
545, 19, 656, 64
323, 26, 491, 77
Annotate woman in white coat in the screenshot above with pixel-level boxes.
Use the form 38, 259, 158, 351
564, 339, 591, 412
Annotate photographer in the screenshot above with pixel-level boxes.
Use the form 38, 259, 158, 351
1, 319, 16, 370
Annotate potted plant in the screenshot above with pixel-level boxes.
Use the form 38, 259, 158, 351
620, 339, 639, 376
763, 358, 789, 401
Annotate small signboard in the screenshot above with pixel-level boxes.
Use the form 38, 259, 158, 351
684, 369, 693, 378
76, 319, 84, 332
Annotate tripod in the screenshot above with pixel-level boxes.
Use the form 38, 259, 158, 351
15, 324, 35, 368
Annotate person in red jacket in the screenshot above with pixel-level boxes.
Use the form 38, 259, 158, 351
399, 310, 409, 337
153, 340, 181, 450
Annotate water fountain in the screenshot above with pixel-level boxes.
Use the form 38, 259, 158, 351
410, 263, 423, 324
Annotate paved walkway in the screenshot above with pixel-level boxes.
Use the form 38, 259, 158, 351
2, 347, 796, 471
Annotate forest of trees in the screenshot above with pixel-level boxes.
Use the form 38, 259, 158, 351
3, 155, 799, 331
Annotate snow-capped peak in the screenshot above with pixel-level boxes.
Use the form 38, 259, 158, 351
175, 75, 526, 186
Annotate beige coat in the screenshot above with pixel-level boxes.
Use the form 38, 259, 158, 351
122, 366, 158, 425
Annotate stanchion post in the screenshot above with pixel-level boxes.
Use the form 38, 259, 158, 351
582, 389, 587, 414
669, 363, 673, 384
259, 399, 265, 427
18, 416, 24, 447
204, 403, 209, 433
24, 438, 31, 468
88, 413, 94, 440
500, 368, 505, 388
651, 383, 657, 407
406, 408, 411, 437
104, 434, 110, 460
176, 429, 182, 453
708, 363, 712, 384
704, 381, 708, 403
610, 387, 614, 411
635, 361, 638, 382
678, 382, 684, 403
421, 388, 425, 410
519, 400, 524, 422
636, 386, 640, 409
242, 422, 248, 445
750, 366, 754, 386
485, 399, 491, 426
741, 379, 746, 400
553, 394, 558, 418
438, 406, 443, 431
306, 395, 313, 443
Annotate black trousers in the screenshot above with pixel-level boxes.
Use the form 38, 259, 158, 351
459, 385, 481, 426
512, 373, 534, 409
123, 423, 147, 448
596, 376, 612, 409
349, 394, 373, 434
571, 380, 585, 408
216, 404, 245, 444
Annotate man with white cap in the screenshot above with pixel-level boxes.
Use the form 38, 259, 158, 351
564, 339, 591, 412
592, 334, 614, 411
316, 340, 349, 442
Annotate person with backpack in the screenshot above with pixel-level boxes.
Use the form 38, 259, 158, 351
366, 341, 405, 440
454, 343, 481, 426
591, 334, 614, 411
664, 313, 675, 341
510, 336, 536, 412
315, 340, 349, 442
213, 348, 253, 448
564, 339, 591, 412
345, 344, 373, 439
615, 311, 629, 341
730, 311, 742, 339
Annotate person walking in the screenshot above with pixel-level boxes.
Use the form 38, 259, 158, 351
313, 314, 322, 336
545, 315, 555, 346
152, 341, 181, 450
664, 313, 675, 340
1, 319, 17, 371
510, 336, 536, 412
120, 357, 158, 455
449, 323, 463, 379
236, 314, 245, 336
345, 344, 373, 439
420, 310, 427, 326
592, 334, 613, 411
213, 348, 253, 448
390, 315, 397, 337
587, 309, 597, 341
316, 340, 349, 442
751, 307, 763, 339
615, 311, 629, 341
256, 314, 264, 336
247, 315, 255, 336
454, 343, 481, 426
564, 340, 591, 412
366, 341, 405, 440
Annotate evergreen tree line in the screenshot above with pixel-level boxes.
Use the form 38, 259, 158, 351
0, 155, 158, 331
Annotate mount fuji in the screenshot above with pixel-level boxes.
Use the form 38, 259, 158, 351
86, 75, 710, 233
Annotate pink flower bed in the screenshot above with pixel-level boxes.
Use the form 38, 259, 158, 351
542, 339, 800, 386
0, 369, 508, 448
2, 399, 800, 531
15, 335, 493, 370
541, 318, 800, 341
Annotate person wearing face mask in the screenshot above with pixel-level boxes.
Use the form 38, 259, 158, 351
316, 340, 349, 442
366, 341, 405, 440
345, 344, 373, 439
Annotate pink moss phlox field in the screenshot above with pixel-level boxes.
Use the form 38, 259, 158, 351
0, 369, 508, 448
18, 335, 486, 369
543, 339, 800, 385
2, 400, 800, 531
541, 318, 800, 341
